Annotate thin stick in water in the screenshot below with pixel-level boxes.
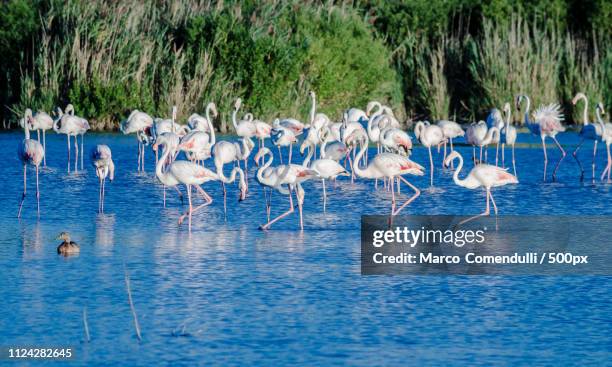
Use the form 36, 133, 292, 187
83, 307, 91, 342
124, 267, 142, 342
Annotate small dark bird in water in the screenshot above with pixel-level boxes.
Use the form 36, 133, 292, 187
56, 232, 79, 255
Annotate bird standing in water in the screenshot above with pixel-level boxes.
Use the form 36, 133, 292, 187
91, 145, 115, 213
18, 110, 45, 218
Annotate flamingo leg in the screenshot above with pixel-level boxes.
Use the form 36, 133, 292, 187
221, 182, 227, 219
174, 186, 184, 204
101, 177, 106, 213
263, 187, 271, 221
397, 177, 401, 194
392, 176, 421, 216
297, 185, 304, 230
449, 138, 455, 169
495, 142, 499, 166
442, 141, 447, 168
551, 136, 566, 182
81, 134, 84, 170
542, 137, 548, 181
42, 131, 47, 166
390, 175, 396, 215
591, 140, 598, 184
278, 146, 283, 164
322, 179, 327, 212
512, 143, 517, 178
74, 135, 78, 172
137, 140, 141, 171
571, 138, 585, 181
428, 146, 434, 186
67, 135, 71, 172
177, 185, 193, 231
163, 185, 167, 207
501, 143, 506, 168
488, 189, 498, 215
601, 143, 611, 183
479, 146, 483, 164
288, 143, 293, 164
98, 177, 102, 213
260, 186, 295, 230
18, 164, 26, 218
141, 142, 146, 172
458, 188, 491, 226
35, 165, 40, 216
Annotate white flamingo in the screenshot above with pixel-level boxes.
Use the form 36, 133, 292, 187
54, 104, 89, 172
466, 121, 500, 165
271, 124, 297, 164
444, 151, 518, 225
571, 93, 603, 183
180, 112, 216, 164
187, 102, 217, 132
499, 103, 518, 177
436, 119, 464, 167
154, 138, 246, 231
120, 109, 154, 171
301, 142, 350, 211
91, 145, 115, 213
17, 110, 45, 218
232, 98, 256, 138
595, 103, 612, 182
254, 148, 317, 230
213, 138, 254, 214
517, 95, 566, 181
414, 121, 445, 186
274, 117, 305, 137
19, 109, 53, 166
352, 131, 424, 215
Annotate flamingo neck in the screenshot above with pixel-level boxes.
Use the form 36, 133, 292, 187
353, 136, 372, 178
580, 95, 589, 125
155, 144, 172, 184
450, 154, 468, 188
257, 150, 273, 183
303, 142, 314, 167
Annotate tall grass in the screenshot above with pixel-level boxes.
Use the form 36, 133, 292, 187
16, 0, 400, 131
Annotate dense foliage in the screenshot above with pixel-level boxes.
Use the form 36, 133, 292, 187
1, 0, 610, 130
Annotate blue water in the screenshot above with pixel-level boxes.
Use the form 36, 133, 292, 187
0, 131, 610, 366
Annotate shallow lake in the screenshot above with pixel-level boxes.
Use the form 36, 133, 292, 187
0, 130, 610, 365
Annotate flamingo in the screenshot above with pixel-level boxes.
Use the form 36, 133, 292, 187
466, 121, 500, 165
54, 104, 90, 172
436, 120, 464, 168
485, 108, 505, 165
500, 103, 518, 177
271, 124, 297, 164
595, 103, 612, 183
213, 138, 254, 214
319, 127, 348, 162
187, 102, 217, 132
379, 124, 412, 155
17, 110, 45, 218
19, 109, 53, 166
91, 145, 115, 213
153, 106, 190, 138
180, 111, 216, 164
120, 109, 154, 171
351, 131, 424, 216
274, 117, 305, 137
153, 138, 246, 231
309, 91, 331, 131
301, 142, 350, 211
516, 95, 566, 182
571, 93, 603, 183
232, 98, 256, 138
443, 150, 518, 225
153, 132, 183, 206
254, 148, 317, 230
414, 121, 445, 186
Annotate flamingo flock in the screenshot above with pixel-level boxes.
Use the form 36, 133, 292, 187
13, 92, 612, 229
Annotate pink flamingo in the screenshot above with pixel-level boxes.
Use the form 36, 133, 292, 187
20, 109, 53, 166
121, 109, 154, 171
414, 121, 445, 186
571, 93, 603, 183
17, 111, 45, 218
254, 147, 317, 230
153, 138, 246, 231
232, 99, 256, 138
54, 104, 90, 172
444, 150, 518, 225
91, 145, 115, 213
213, 138, 254, 215
516, 95, 566, 182
352, 131, 424, 216
301, 142, 350, 211
596, 103, 612, 183
187, 102, 217, 132
436, 120, 464, 168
